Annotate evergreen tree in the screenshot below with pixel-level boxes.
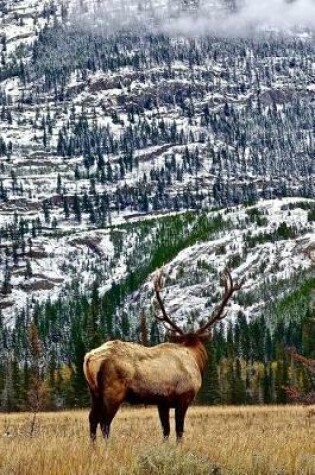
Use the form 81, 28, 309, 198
0, 355, 15, 412
275, 347, 289, 404
262, 363, 273, 404
85, 281, 102, 350
198, 339, 220, 405
232, 358, 246, 405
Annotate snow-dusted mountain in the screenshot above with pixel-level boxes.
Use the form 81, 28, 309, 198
2, 198, 315, 328
121, 198, 315, 334
0, 0, 314, 328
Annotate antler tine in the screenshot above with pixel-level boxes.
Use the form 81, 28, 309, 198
196, 268, 242, 336
155, 271, 163, 292
223, 270, 229, 294
226, 269, 233, 290
153, 271, 184, 335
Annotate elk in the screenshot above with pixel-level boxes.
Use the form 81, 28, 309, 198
83, 269, 242, 441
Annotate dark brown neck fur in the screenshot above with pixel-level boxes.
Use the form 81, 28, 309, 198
170, 334, 208, 374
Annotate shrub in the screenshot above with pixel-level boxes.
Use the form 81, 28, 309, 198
138, 446, 221, 475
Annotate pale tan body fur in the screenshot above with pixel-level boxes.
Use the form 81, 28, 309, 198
83, 340, 203, 404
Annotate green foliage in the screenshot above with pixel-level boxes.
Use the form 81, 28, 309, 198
272, 277, 315, 323
246, 208, 268, 227
198, 340, 220, 405
277, 221, 296, 240
308, 208, 315, 222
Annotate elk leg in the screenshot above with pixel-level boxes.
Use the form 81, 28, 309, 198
158, 404, 170, 439
89, 391, 102, 443
175, 403, 189, 441
89, 408, 99, 443
100, 402, 121, 439
100, 421, 110, 439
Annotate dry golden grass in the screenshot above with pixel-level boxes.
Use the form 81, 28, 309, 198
0, 406, 315, 475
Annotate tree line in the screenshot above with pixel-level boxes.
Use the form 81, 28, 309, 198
0, 273, 314, 411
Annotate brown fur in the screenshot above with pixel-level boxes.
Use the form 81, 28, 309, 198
83, 338, 208, 440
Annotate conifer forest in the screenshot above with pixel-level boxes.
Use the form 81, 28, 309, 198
0, 0, 314, 412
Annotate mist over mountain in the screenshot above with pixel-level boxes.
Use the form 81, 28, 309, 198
70, 0, 315, 35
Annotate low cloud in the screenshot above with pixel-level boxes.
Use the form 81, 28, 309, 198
71, 0, 315, 36
162, 0, 315, 36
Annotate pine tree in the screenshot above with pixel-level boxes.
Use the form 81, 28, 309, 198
2, 261, 12, 295
198, 340, 220, 405
232, 358, 246, 404
85, 281, 102, 350
0, 354, 15, 412
56, 174, 62, 195
69, 327, 88, 407
73, 194, 82, 223
262, 363, 273, 404
25, 260, 33, 279
223, 358, 234, 404
12, 355, 25, 411
63, 195, 70, 219
48, 350, 57, 410
275, 347, 289, 404
302, 311, 315, 358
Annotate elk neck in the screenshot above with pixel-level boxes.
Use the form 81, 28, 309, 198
172, 334, 209, 375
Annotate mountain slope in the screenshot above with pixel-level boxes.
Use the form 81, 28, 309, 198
2, 198, 314, 327
0, 0, 314, 326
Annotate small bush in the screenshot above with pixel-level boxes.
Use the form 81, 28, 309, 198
138, 445, 221, 475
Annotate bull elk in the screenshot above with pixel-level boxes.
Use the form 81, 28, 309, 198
83, 269, 242, 441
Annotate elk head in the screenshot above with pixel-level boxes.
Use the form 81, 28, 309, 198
153, 267, 243, 341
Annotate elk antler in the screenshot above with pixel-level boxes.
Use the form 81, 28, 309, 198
154, 271, 184, 335
196, 269, 243, 336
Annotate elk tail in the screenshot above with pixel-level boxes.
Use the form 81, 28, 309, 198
83, 354, 100, 396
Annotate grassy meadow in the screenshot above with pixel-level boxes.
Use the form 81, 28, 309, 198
0, 406, 315, 475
